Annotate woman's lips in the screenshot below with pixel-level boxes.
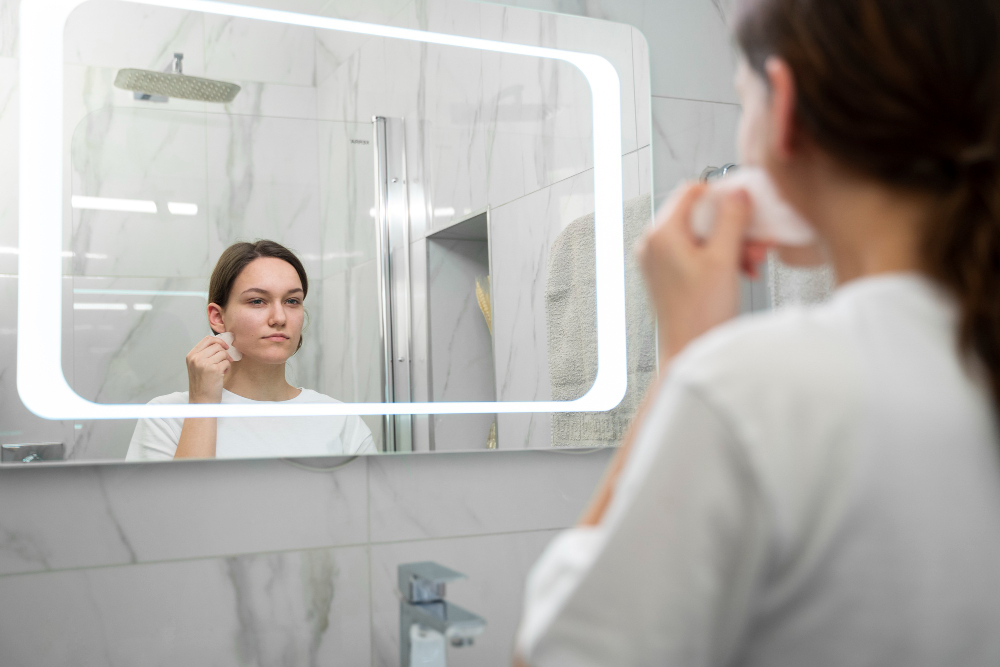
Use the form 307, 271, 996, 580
263, 334, 289, 341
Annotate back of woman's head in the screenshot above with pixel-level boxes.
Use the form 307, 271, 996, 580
734, 0, 1000, 408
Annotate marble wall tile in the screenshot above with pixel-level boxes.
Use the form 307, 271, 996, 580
0, 57, 16, 275
316, 36, 387, 122
0, 456, 369, 575
313, 0, 413, 88
0, 276, 77, 461
203, 13, 315, 87
490, 150, 639, 448
638, 144, 651, 199
320, 261, 384, 451
479, 1, 639, 155
64, 0, 205, 75
216, 79, 318, 120
68, 276, 209, 460
317, 117, 378, 278
367, 448, 612, 541
650, 95, 740, 207
408, 236, 432, 450
0, 545, 371, 666
632, 26, 651, 149
0, 0, 17, 58
205, 112, 322, 279
482, 0, 740, 104
427, 237, 496, 450
68, 104, 210, 278
370, 530, 560, 667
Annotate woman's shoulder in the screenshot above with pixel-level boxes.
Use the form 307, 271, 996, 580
671, 301, 864, 409
293, 389, 343, 404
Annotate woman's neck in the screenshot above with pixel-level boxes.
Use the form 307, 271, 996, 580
223, 359, 298, 401
781, 160, 928, 285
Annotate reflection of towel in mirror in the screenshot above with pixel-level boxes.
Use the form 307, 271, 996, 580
545, 194, 656, 447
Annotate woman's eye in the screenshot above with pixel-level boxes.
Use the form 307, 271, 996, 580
249, 298, 264, 305
286, 299, 301, 306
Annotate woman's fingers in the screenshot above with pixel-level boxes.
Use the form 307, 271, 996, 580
204, 348, 231, 366
657, 181, 709, 243
708, 190, 752, 258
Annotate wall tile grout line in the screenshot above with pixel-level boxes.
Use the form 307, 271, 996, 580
0, 526, 568, 581
651, 93, 741, 108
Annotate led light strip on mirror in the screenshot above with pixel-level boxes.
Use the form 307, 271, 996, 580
17, 0, 626, 419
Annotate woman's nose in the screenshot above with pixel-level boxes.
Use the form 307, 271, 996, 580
268, 304, 287, 326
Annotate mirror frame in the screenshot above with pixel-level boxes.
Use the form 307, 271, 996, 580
17, 0, 627, 420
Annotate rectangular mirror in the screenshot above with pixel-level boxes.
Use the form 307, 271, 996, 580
3, 0, 656, 460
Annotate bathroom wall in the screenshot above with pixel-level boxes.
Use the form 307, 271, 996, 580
0, 0, 748, 665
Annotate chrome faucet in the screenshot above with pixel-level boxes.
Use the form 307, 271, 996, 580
399, 562, 486, 667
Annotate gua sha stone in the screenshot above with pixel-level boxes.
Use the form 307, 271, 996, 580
690, 167, 817, 247
215, 332, 242, 361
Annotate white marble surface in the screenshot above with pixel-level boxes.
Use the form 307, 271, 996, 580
490, 150, 639, 448
427, 237, 496, 450
0, 0, 17, 58
69, 105, 211, 278
0, 545, 371, 666
0, 455, 369, 576
370, 530, 558, 667
64, 0, 205, 74
0, 57, 16, 275
317, 118, 377, 278
0, 276, 77, 458
651, 95, 741, 205
203, 13, 315, 87
320, 261, 384, 450
68, 276, 209, 460
367, 447, 611, 542
205, 112, 322, 279
632, 26, 651, 148
481, 0, 740, 104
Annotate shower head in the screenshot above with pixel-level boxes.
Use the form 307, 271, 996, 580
114, 53, 240, 104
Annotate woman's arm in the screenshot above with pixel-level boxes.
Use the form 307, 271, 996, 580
174, 336, 231, 459
575, 183, 757, 528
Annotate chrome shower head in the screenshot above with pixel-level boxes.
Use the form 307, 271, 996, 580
114, 53, 241, 103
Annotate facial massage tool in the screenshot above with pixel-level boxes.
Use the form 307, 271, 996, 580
690, 167, 817, 246
215, 332, 242, 361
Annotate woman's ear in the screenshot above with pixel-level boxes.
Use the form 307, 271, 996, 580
764, 57, 799, 161
207, 303, 226, 334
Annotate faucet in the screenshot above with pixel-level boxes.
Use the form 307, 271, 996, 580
399, 562, 486, 667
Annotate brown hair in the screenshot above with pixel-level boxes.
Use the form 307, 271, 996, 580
208, 240, 309, 351
734, 0, 1000, 412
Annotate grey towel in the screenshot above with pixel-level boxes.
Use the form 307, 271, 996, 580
545, 195, 657, 447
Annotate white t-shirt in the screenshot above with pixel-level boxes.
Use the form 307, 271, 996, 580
125, 388, 377, 460
518, 273, 1000, 667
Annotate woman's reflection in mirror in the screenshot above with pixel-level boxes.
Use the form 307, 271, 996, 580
126, 240, 377, 460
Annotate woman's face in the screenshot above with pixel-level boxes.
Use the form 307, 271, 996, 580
211, 257, 305, 365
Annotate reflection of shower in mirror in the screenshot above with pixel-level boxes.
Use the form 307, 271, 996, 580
114, 52, 241, 103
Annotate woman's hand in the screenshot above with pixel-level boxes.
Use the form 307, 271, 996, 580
185, 335, 231, 404
637, 182, 762, 368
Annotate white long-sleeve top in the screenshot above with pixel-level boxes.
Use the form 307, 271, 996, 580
518, 273, 1000, 667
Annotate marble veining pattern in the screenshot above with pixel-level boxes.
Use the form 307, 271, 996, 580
0, 0, 17, 58
0, 57, 17, 274
651, 95, 741, 205
490, 150, 640, 448
0, 545, 371, 666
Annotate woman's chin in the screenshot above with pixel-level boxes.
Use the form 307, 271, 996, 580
238, 350, 293, 365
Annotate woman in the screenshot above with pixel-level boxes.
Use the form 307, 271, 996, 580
517, 0, 1000, 664
126, 240, 376, 460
